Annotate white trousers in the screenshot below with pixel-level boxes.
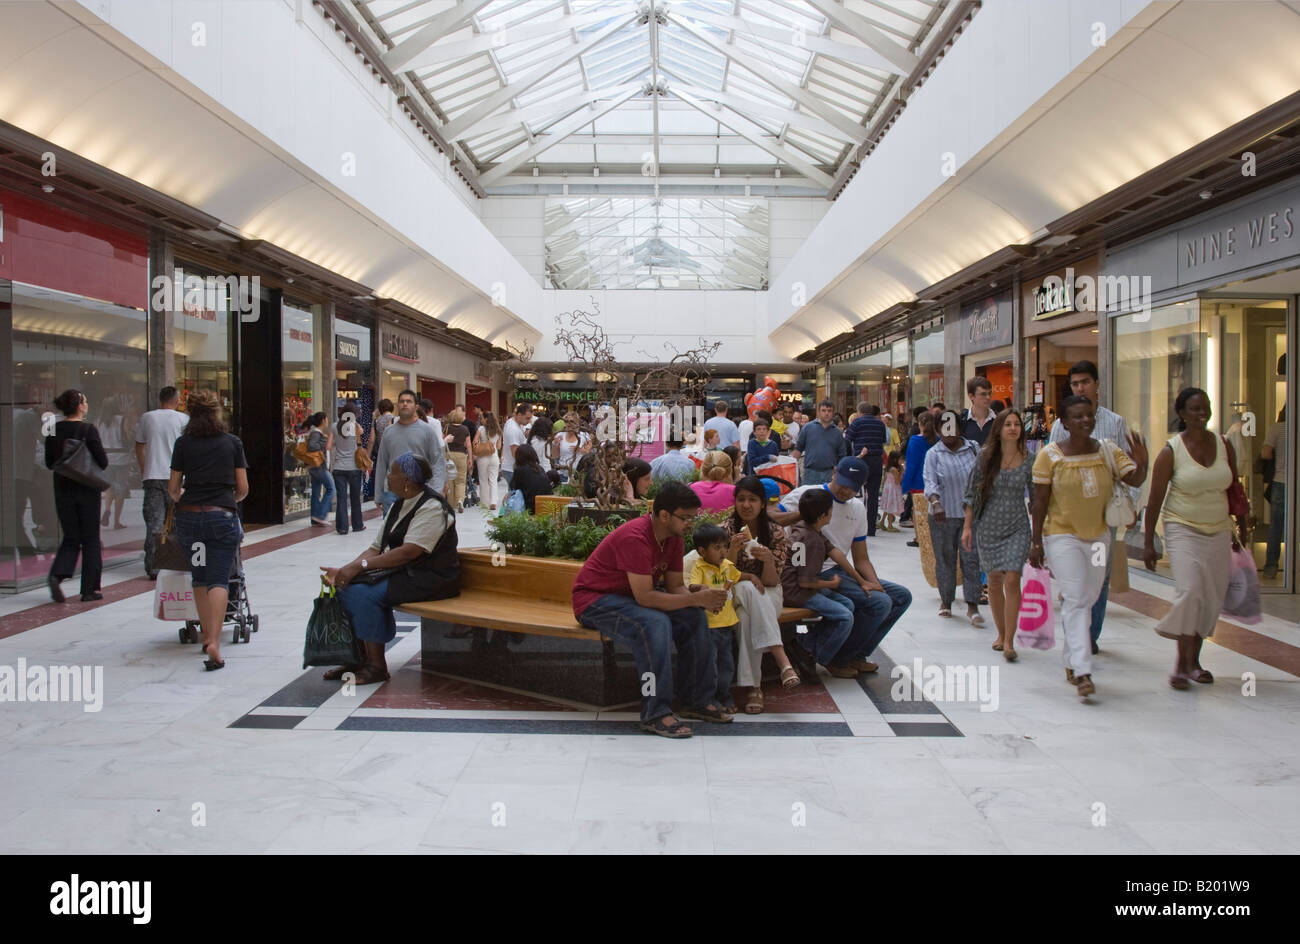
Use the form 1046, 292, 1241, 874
475, 453, 502, 507
731, 579, 784, 687
1044, 533, 1108, 677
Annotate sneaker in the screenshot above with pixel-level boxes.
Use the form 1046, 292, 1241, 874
1075, 674, 1096, 697
846, 659, 879, 674
906, 540, 919, 548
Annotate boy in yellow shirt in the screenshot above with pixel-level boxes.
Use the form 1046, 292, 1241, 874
689, 523, 758, 714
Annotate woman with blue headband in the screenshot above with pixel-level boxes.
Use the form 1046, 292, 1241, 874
320, 451, 460, 684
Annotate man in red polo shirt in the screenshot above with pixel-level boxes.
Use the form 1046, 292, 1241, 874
573, 482, 731, 738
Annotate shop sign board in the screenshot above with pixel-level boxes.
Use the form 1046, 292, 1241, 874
336, 335, 361, 361
958, 291, 1013, 355
382, 332, 419, 363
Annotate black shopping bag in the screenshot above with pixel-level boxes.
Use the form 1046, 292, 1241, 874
303, 584, 363, 668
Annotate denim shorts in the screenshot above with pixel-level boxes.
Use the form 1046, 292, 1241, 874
174, 510, 244, 590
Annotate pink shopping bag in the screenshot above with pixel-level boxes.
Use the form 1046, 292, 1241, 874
1221, 547, 1262, 624
1015, 564, 1056, 650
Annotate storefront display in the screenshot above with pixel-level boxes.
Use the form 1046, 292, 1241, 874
1105, 177, 1300, 592
0, 186, 149, 590
1022, 259, 1102, 417
911, 324, 945, 409
958, 290, 1014, 406
282, 300, 321, 520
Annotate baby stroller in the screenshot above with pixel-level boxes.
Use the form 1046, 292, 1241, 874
177, 547, 259, 645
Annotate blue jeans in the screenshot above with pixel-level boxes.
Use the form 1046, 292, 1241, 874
823, 565, 912, 660
310, 466, 335, 521
577, 594, 714, 723
333, 469, 365, 533
173, 509, 242, 590
1265, 483, 1286, 572
1089, 527, 1116, 643
798, 587, 856, 667
711, 626, 737, 707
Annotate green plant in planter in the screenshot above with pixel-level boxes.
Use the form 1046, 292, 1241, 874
553, 482, 580, 498
644, 469, 700, 501
682, 508, 734, 553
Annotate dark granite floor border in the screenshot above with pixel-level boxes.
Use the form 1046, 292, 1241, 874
337, 716, 856, 736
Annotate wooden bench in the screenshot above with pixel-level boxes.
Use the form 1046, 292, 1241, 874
398, 548, 819, 708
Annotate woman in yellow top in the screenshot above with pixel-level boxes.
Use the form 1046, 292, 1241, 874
1030, 395, 1148, 698
1143, 387, 1248, 690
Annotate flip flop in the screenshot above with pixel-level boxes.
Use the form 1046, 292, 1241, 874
1188, 669, 1214, 684
678, 704, 734, 723
640, 716, 692, 738
1003, 649, 1018, 663
203, 659, 225, 671
991, 642, 1004, 651
1169, 673, 1190, 690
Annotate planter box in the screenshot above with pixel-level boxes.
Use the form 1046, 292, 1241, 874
533, 494, 572, 520
565, 504, 646, 526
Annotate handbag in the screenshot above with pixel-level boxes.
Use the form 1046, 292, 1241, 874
356, 448, 373, 472
445, 458, 458, 481
293, 440, 324, 468
303, 583, 363, 668
1099, 440, 1138, 528
51, 434, 112, 491
1222, 436, 1249, 518
473, 439, 495, 458
154, 504, 192, 572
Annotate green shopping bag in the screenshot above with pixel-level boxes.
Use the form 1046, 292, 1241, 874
303, 583, 363, 668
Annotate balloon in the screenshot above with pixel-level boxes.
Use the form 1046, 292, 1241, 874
746, 379, 782, 420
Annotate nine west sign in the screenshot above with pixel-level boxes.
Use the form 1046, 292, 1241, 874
382, 331, 419, 362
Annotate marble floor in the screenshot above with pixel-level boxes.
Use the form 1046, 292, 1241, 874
1, 506, 1298, 854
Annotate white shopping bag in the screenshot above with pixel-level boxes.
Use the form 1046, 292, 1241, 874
155, 570, 199, 621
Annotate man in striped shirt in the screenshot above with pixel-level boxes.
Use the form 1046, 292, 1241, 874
923, 431, 983, 624
1048, 360, 1132, 653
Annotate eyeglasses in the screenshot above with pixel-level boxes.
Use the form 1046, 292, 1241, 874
671, 512, 697, 524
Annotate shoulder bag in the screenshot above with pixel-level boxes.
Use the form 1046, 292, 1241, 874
1099, 439, 1138, 528
1223, 435, 1249, 519
293, 439, 324, 468
356, 447, 373, 472
51, 427, 112, 492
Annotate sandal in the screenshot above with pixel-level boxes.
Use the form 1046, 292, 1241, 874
1169, 673, 1190, 691
1003, 649, 1018, 663
991, 642, 1004, 651
780, 666, 801, 690
323, 664, 363, 681
678, 704, 734, 723
745, 689, 764, 714
641, 716, 693, 738
1188, 668, 1214, 684
938, 607, 952, 618
350, 665, 390, 685
968, 611, 986, 627
203, 659, 225, 671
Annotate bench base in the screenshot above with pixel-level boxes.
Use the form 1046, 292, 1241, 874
420, 618, 823, 711
420, 618, 644, 710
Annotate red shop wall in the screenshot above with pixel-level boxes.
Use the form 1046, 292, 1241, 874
0, 185, 148, 308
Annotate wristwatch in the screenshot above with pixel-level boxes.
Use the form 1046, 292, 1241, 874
360, 558, 369, 570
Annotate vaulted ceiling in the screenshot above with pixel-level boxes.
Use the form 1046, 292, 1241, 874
346, 0, 957, 195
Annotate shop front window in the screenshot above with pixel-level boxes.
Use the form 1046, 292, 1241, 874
1201, 297, 1290, 588
5, 282, 148, 587
173, 264, 236, 422
334, 319, 375, 495
282, 300, 320, 520
1113, 301, 1202, 581
912, 328, 944, 409
831, 350, 892, 417
382, 367, 409, 405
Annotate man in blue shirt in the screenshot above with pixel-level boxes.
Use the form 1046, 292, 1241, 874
794, 400, 847, 486
649, 436, 697, 484
702, 400, 739, 448
846, 402, 887, 536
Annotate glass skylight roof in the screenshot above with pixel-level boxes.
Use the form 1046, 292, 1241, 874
545, 196, 769, 289
347, 0, 957, 196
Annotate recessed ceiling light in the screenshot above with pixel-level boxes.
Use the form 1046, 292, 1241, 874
42, 184, 54, 193
1199, 190, 1213, 200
